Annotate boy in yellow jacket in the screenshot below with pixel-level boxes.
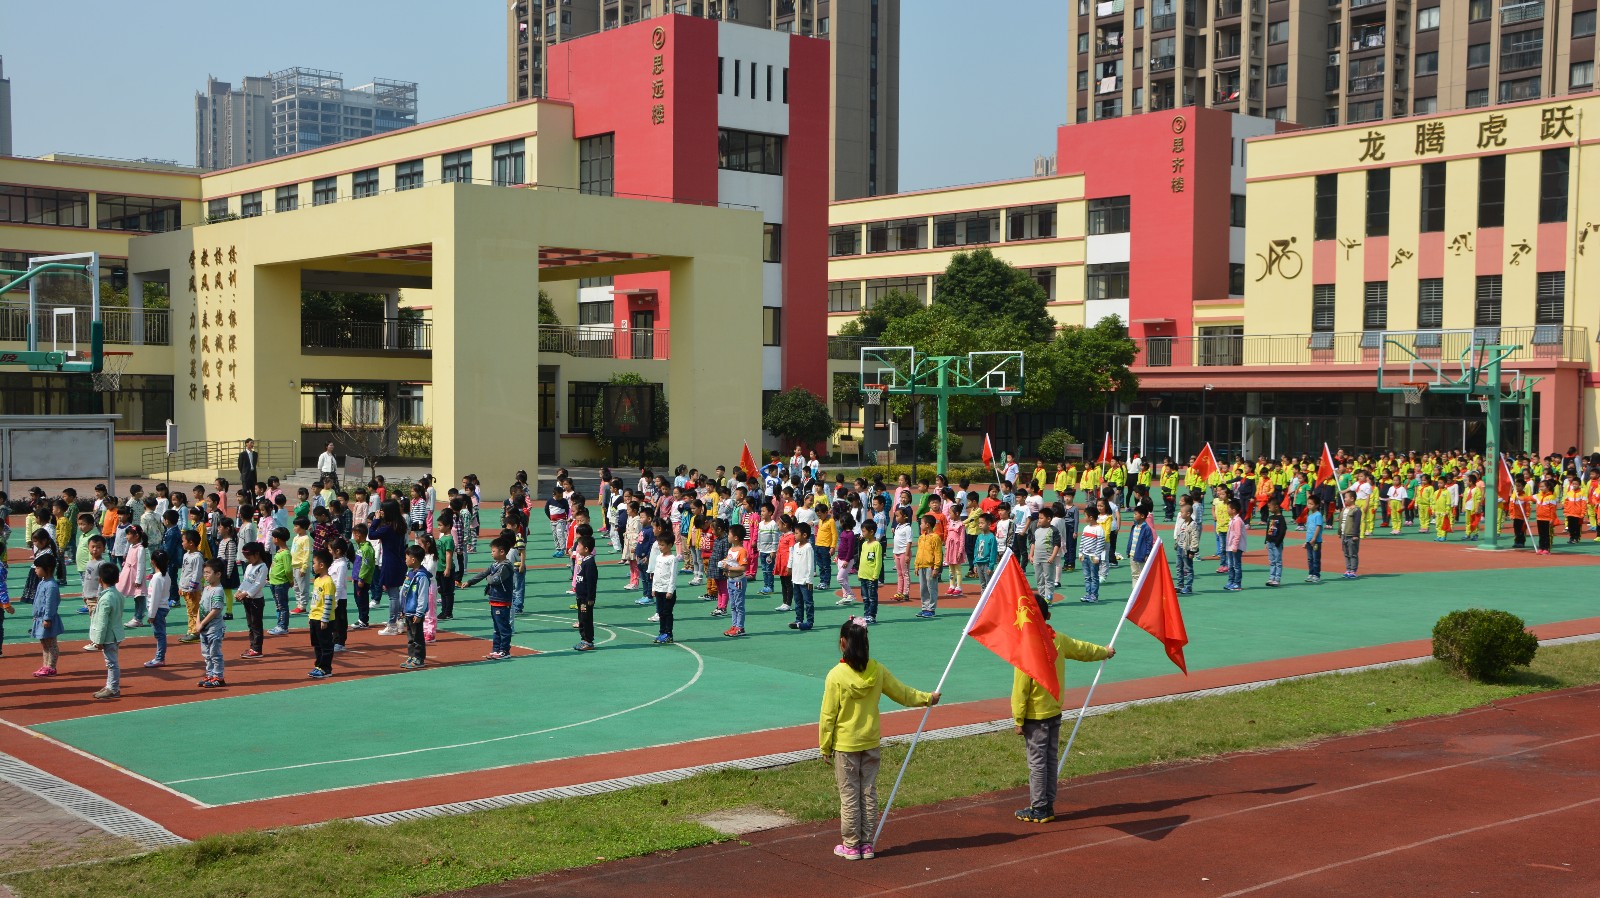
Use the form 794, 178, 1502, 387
1012, 597, 1113, 824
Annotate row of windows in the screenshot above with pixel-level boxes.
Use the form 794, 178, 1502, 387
566, 381, 664, 435
0, 185, 90, 229
717, 128, 785, 176
716, 57, 789, 104
827, 269, 1066, 313
1313, 149, 1569, 240
830, 204, 1060, 257
0, 373, 172, 434
1310, 272, 1566, 336
208, 140, 527, 221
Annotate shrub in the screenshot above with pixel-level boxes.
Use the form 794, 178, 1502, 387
915, 430, 966, 461
763, 387, 836, 446
1431, 608, 1539, 681
396, 425, 432, 458
1035, 428, 1080, 463
846, 464, 996, 485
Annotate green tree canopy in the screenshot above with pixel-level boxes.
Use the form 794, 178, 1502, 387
932, 248, 1056, 344
538, 289, 561, 326
762, 386, 836, 446
836, 289, 923, 341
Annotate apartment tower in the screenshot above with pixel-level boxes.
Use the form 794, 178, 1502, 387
1, 56, 15, 157
195, 70, 418, 170
509, 0, 897, 199
1068, 0, 1598, 128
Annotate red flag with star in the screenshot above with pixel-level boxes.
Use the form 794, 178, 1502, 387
1098, 433, 1114, 464
1318, 443, 1337, 487
1125, 539, 1189, 674
739, 441, 759, 480
966, 551, 1061, 699
1190, 442, 1219, 483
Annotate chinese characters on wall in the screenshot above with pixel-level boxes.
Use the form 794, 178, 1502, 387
650, 27, 667, 126
1169, 114, 1187, 193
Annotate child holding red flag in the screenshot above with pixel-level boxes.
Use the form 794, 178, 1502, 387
1011, 596, 1113, 824
819, 617, 940, 861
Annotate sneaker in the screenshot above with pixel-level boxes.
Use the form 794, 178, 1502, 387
350, 621, 369, 630
634, 596, 654, 605
833, 844, 862, 861
915, 610, 935, 619
1265, 581, 1279, 588
834, 597, 855, 606
653, 633, 673, 645
551, 550, 567, 558
568, 603, 580, 610
759, 587, 772, 595
125, 618, 144, 628
789, 621, 801, 629
798, 621, 814, 630
76, 606, 90, 614
1308, 575, 1321, 583
710, 609, 727, 617
198, 678, 224, 689
307, 669, 330, 679
143, 659, 164, 668
647, 613, 660, 622
178, 633, 200, 644
573, 640, 595, 651
482, 652, 508, 660
267, 626, 288, 636
863, 616, 875, 625
32, 667, 56, 678
400, 659, 420, 669
291, 606, 306, 614
690, 577, 704, 586
775, 603, 792, 612
1080, 597, 1100, 604
1014, 807, 1056, 824
437, 614, 453, 621
240, 649, 263, 658
566, 589, 578, 595
725, 626, 745, 637
82, 642, 100, 651
93, 688, 119, 700
333, 644, 347, 652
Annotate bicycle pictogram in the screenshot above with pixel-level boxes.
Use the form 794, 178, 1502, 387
1256, 236, 1303, 281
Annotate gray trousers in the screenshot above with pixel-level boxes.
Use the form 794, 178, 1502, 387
1023, 715, 1063, 812
834, 748, 881, 848
1341, 535, 1360, 573
101, 642, 120, 692
918, 568, 938, 612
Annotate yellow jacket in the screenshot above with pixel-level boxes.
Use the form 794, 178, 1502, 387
1012, 631, 1111, 725
819, 659, 931, 754
915, 531, 943, 569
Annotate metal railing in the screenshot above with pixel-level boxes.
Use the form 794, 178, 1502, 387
1348, 73, 1386, 94
1501, 1, 1544, 25
142, 438, 297, 478
1152, 12, 1176, 30
1133, 326, 1588, 369
301, 317, 432, 351
1500, 49, 1542, 72
0, 302, 171, 346
828, 335, 876, 361
1151, 55, 1176, 72
537, 324, 671, 360
1215, 0, 1242, 17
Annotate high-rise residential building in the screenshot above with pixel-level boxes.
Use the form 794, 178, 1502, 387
0, 56, 13, 157
194, 69, 417, 170
1068, 1, 1599, 129
509, 0, 897, 200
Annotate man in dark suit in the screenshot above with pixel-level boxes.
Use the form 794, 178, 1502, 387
238, 438, 259, 495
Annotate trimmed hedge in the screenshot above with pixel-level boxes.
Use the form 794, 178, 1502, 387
841, 464, 997, 485
1432, 608, 1539, 681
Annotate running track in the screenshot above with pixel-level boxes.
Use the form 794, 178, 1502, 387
461, 684, 1600, 898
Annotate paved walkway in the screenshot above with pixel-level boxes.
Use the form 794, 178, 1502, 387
0, 777, 135, 873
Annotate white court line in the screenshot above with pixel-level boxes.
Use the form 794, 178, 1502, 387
0, 715, 213, 809
1214, 796, 1600, 897
168, 617, 704, 786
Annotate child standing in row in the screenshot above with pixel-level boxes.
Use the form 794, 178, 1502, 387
466, 536, 515, 660
143, 550, 172, 668
857, 523, 883, 626
721, 524, 748, 638
236, 542, 269, 657
197, 559, 227, 688
85, 566, 124, 699
788, 523, 816, 631
29, 554, 62, 677
178, 530, 205, 643
914, 514, 942, 619
891, 509, 913, 602
573, 536, 599, 652
400, 545, 432, 667
650, 530, 680, 643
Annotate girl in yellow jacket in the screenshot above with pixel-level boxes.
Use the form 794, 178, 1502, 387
819, 618, 940, 861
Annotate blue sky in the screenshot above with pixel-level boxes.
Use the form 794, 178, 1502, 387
2, 0, 1065, 191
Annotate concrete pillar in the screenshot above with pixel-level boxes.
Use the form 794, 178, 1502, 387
128, 273, 145, 345
666, 255, 763, 468
384, 289, 400, 349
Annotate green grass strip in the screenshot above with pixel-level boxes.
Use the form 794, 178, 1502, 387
8, 640, 1600, 898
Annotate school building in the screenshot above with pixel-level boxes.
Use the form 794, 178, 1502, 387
825, 99, 1599, 463
0, 14, 827, 484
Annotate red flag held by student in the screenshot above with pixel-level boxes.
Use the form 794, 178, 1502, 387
966, 553, 1062, 700
1189, 442, 1219, 483
981, 433, 995, 469
1318, 443, 1337, 486
1126, 540, 1189, 674
740, 441, 759, 480
1496, 454, 1514, 498
1098, 433, 1114, 464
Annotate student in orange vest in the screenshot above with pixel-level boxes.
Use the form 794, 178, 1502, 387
1533, 479, 1560, 555
1561, 474, 1587, 545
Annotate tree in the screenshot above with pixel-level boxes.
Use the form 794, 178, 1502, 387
763, 386, 836, 447
325, 385, 406, 482
832, 372, 860, 435
591, 371, 670, 463
1032, 316, 1140, 407
538, 289, 561, 325
932, 248, 1056, 344
836, 290, 924, 342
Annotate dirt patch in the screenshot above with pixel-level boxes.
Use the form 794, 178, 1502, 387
692, 807, 798, 836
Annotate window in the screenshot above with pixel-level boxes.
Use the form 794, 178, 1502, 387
1414, 96, 1438, 114
1008, 204, 1056, 240
1078, 34, 1089, 53
353, 168, 379, 199
579, 134, 615, 195
1229, 194, 1246, 228
763, 307, 782, 346
1362, 281, 1388, 331
0, 185, 89, 227
492, 139, 526, 186
1467, 43, 1490, 68
717, 129, 785, 175
578, 300, 613, 325
1365, 169, 1390, 237
1500, 74, 1543, 101
1540, 148, 1570, 223
1268, 106, 1287, 121
1029, 267, 1057, 302
273, 186, 298, 213
829, 224, 861, 256
240, 192, 262, 218
96, 195, 181, 232
1077, 70, 1089, 91
1466, 88, 1490, 108
1268, 20, 1288, 43
1415, 51, 1438, 77
763, 223, 782, 262
1474, 275, 1502, 326
1087, 195, 1131, 234
1536, 272, 1564, 325
312, 178, 337, 206
1576, 10, 1598, 38
933, 209, 1001, 247
567, 382, 604, 434
866, 276, 928, 307
1417, 6, 1439, 30
1418, 162, 1446, 233
1312, 284, 1337, 332
1086, 262, 1130, 300
1314, 174, 1338, 240
0, 373, 171, 435
1501, 28, 1542, 71
206, 198, 230, 221
1479, 155, 1506, 228
828, 281, 862, 313
1572, 61, 1595, 90
441, 150, 473, 184
866, 217, 927, 253
1469, 0, 1490, 22
1417, 278, 1444, 329
1267, 63, 1288, 86
733, 56, 741, 96
1229, 262, 1245, 296
395, 160, 424, 192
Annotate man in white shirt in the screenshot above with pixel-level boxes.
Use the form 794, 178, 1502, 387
316, 442, 340, 489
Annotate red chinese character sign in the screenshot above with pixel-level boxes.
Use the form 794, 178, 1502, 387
650, 27, 667, 126
1169, 114, 1187, 193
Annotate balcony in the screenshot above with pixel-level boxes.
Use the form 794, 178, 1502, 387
1500, 49, 1543, 72
1350, 28, 1386, 52
1215, 0, 1243, 19
1349, 0, 1386, 8
1097, 39, 1126, 56
538, 324, 671, 360
829, 335, 874, 360
1348, 73, 1386, 94
1152, 12, 1176, 30
0, 303, 171, 346
1133, 327, 1589, 370
1501, 1, 1544, 25
1098, 75, 1122, 94
1095, 0, 1125, 16
302, 317, 432, 353
1151, 55, 1176, 72
1215, 84, 1243, 103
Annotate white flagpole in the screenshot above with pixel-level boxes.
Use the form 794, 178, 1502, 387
1055, 537, 1161, 779
872, 548, 1010, 845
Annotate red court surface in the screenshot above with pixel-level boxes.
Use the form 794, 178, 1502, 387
459, 684, 1600, 898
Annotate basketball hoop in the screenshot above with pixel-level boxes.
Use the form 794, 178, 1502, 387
863, 383, 885, 406
1399, 381, 1428, 406
91, 351, 133, 393
999, 390, 1018, 407
1474, 396, 1490, 412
